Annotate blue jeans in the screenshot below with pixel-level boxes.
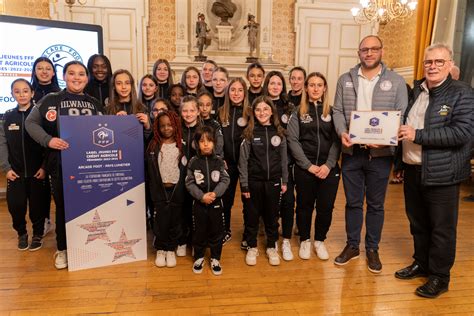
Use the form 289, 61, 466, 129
341, 147, 392, 250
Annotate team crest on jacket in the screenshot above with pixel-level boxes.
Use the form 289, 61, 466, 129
237, 117, 247, 127
438, 104, 451, 116
211, 170, 220, 182
271, 135, 281, 147
300, 114, 313, 124
46, 109, 57, 122
281, 114, 289, 124
380, 80, 392, 91
321, 114, 331, 122
194, 170, 204, 184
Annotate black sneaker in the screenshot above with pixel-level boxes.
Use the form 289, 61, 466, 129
240, 240, 249, 250
18, 234, 28, 251
366, 249, 382, 273
29, 236, 43, 252
210, 258, 222, 276
223, 232, 231, 245
334, 244, 360, 265
192, 258, 205, 274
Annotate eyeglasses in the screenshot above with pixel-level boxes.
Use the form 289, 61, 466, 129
423, 59, 450, 68
359, 46, 382, 54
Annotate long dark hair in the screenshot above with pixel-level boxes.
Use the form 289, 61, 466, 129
30, 57, 60, 90
152, 59, 174, 85
243, 95, 285, 141
106, 69, 147, 115
180, 66, 203, 94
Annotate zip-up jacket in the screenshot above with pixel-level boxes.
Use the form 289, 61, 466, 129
33, 82, 60, 104
147, 147, 187, 206
185, 154, 230, 206
212, 96, 225, 118
395, 75, 473, 186
202, 118, 224, 158
182, 122, 199, 161
0, 106, 46, 177
287, 103, 341, 170
85, 78, 109, 109
220, 105, 247, 165
332, 62, 408, 157
238, 123, 288, 192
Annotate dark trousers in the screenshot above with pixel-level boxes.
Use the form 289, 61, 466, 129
280, 164, 296, 239
222, 163, 242, 234
341, 148, 392, 250
7, 177, 48, 237
404, 165, 459, 281
153, 187, 183, 251
50, 170, 67, 250
294, 165, 340, 242
192, 201, 225, 260
42, 178, 52, 221
178, 191, 193, 245
244, 180, 280, 248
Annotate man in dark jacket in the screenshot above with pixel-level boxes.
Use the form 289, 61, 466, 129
395, 43, 473, 298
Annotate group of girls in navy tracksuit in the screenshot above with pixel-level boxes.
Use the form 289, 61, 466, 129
3, 55, 341, 275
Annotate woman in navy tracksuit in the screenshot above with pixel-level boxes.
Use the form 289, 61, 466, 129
287, 72, 341, 261
218, 77, 252, 244
0, 79, 48, 251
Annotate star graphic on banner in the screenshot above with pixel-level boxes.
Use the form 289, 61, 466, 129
106, 229, 142, 262
78, 210, 116, 244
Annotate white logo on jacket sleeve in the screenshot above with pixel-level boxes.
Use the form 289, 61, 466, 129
46, 109, 57, 122
281, 114, 289, 124
380, 80, 392, 91
211, 170, 220, 182
345, 82, 354, 88
271, 135, 281, 147
181, 156, 188, 166
194, 170, 205, 184
237, 117, 247, 127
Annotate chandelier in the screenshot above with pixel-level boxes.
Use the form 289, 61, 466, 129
351, 0, 418, 25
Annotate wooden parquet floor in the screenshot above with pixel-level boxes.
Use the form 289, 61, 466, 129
0, 180, 473, 315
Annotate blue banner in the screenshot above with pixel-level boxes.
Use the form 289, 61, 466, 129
60, 115, 147, 271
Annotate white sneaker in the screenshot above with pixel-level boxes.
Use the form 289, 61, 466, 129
210, 258, 222, 276
299, 239, 311, 260
176, 244, 187, 257
314, 241, 329, 260
266, 248, 280, 266
166, 251, 177, 267
281, 239, 294, 261
192, 257, 205, 274
54, 250, 68, 269
246, 247, 259, 266
43, 218, 52, 237
155, 250, 166, 267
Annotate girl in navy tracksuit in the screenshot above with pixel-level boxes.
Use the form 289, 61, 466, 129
0, 79, 48, 251
138, 74, 159, 112
218, 77, 252, 244
185, 126, 230, 275
263, 71, 296, 261
198, 90, 224, 158
287, 72, 341, 261
239, 95, 288, 266
246, 63, 265, 106
31, 57, 61, 104
177, 95, 202, 255
211, 67, 229, 118
180, 66, 204, 97
147, 110, 186, 268
85, 54, 112, 109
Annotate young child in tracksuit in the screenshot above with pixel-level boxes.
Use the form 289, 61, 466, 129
147, 110, 186, 268
185, 126, 230, 275
239, 95, 288, 266
0, 79, 48, 251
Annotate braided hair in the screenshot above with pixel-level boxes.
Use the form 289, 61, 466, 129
147, 110, 183, 158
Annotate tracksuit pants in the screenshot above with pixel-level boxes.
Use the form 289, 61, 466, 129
153, 186, 183, 251
280, 164, 295, 239
192, 201, 225, 260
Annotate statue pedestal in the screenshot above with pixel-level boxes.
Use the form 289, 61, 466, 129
246, 56, 259, 63
194, 55, 207, 62
215, 25, 233, 50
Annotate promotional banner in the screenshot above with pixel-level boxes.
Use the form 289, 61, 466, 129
60, 115, 147, 271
